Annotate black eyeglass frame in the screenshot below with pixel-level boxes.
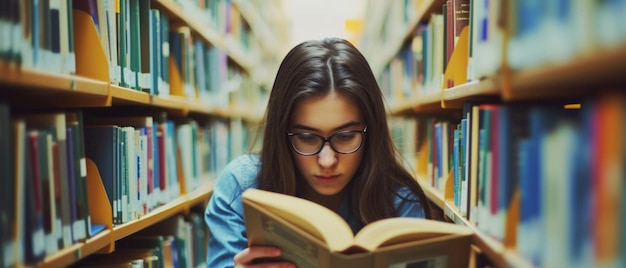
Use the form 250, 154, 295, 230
287, 126, 368, 156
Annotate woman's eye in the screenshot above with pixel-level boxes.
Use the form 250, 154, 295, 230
297, 134, 319, 144
335, 132, 356, 142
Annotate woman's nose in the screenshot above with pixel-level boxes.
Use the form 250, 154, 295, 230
317, 142, 337, 167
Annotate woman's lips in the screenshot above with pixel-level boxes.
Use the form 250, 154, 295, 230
314, 175, 339, 184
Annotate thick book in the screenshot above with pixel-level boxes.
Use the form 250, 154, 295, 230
242, 189, 474, 268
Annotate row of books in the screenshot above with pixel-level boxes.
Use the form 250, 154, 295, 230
4, 110, 94, 266
0, 103, 255, 267
0, 0, 76, 74
360, 0, 423, 62
75, 212, 209, 268
0, 0, 263, 108
392, 91, 626, 267
172, 0, 252, 48
376, 0, 626, 105
75, 0, 250, 101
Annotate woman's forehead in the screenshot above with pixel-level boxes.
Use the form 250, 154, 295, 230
290, 92, 363, 132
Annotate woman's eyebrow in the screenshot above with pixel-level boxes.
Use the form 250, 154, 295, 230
291, 121, 363, 132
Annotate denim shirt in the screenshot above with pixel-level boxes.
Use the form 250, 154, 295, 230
204, 154, 426, 268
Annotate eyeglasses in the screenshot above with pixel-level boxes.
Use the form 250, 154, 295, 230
287, 126, 367, 156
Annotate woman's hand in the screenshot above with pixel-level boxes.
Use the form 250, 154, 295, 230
234, 246, 295, 268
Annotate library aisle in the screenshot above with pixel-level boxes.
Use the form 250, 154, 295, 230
1, 0, 625, 267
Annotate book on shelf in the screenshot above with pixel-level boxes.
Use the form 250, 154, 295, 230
83, 125, 120, 225
65, 111, 91, 242
0, 103, 13, 267
21, 113, 74, 249
11, 119, 27, 267
75, 246, 160, 268
85, 115, 156, 216
24, 130, 46, 263
242, 188, 474, 268
114, 235, 166, 268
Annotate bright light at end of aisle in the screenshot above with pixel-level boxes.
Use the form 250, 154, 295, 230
282, 0, 365, 48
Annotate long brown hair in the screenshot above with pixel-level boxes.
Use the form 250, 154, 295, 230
256, 37, 431, 224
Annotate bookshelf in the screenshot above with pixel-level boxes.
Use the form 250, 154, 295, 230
364, 0, 626, 267
0, 0, 285, 267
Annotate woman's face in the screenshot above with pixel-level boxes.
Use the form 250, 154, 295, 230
289, 91, 365, 197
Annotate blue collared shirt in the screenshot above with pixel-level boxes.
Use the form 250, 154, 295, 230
204, 154, 426, 268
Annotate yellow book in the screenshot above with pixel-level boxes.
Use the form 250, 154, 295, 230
243, 189, 474, 268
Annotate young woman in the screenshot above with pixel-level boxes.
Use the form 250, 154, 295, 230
204, 37, 432, 267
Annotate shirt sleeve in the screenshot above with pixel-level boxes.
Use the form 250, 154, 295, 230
204, 155, 259, 268
394, 186, 426, 219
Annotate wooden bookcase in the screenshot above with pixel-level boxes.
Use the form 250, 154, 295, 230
0, 0, 285, 267
362, 0, 626, 267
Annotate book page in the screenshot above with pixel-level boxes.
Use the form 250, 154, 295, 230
354, 218, 474, 251
242, 189, 355, 252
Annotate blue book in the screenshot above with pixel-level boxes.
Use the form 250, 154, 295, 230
453, 128, 460, 207
166, 121, 178, 200
477, 105, 493, 228
569, 102, 592, 266
459, 118, 469, 217
65, 126, 78, 243
435, 123, 443, 184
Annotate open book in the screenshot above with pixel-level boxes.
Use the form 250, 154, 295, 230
242, 189, 475, 268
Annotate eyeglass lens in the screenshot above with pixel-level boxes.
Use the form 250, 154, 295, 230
290, 130, 364, 155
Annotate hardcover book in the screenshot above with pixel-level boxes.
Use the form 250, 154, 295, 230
242, 189, 474, 268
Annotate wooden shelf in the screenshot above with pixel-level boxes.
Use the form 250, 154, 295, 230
185, 180, 217, 210
231, 0, 284, 61
385, 44, 626, 115
113, 195, 188, 241
0, 66, 111, 107
442, 78, 500, 104
33, 185, 214, 268
80, 230, 114, 257
152, 0, 255, 72
0, 65, 108, 94
186, 99, 219, 115
505, 44, 626, 101
38, 243, 83, 268
4, 1, 269, 267
369, 0, 445, 76
112, 182, 214, 241
149, 94, 189, 116
419, 176, 536, 268
111, 85, 151, 104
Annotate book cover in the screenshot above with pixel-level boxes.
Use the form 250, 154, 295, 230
149, 9, 161, 95
86, 116, 155, 215
22, 113, 73, 248
0, 104, 12, 267
138, 0, 152, 92
129, 0, 142, 90
242, 189, 473, 268
65, 126, 79, 243
37, 130, 59, 255
11, 119, 27, 267
66, 111, 91, 241
24, 130, 46, 263
84, 125, 119, 225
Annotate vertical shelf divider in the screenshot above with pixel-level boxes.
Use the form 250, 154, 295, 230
72, 9, 112, 105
